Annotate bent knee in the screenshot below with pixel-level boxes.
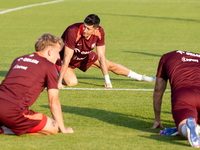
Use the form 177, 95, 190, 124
51, 127, 58, 135
107, 61, 116, 70
65, 79, 78, 86
44, 117, 59, 135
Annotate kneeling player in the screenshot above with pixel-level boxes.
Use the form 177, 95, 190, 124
0, 33, 73, 135
151, 50, 200, 148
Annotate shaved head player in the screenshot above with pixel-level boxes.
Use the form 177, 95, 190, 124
0, 33, 73, 135
56, 14, 155, 88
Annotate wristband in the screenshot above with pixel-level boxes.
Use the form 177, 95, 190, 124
104, 75, 112, 88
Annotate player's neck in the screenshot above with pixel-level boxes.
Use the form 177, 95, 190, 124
35, 52, 44, 57
85, 35, 91, 40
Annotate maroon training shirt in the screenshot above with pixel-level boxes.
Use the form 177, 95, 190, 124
0, 52, 58, 108
157, 50, 200, 95
60, 23, 105, 63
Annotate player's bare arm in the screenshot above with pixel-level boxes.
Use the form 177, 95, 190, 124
48, 89, 74, 133
57, 46, 74, 88
151, 77, 167, 129
96, 45, 112, 88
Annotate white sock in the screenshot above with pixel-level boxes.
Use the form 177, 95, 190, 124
197, 124, 200, 134
181, 124, 188, 137
127, 70, 142, 81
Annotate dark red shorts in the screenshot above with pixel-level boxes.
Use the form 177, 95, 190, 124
172, 87, 200, 127
0, 100, 47, 136
56, 51, 98, 72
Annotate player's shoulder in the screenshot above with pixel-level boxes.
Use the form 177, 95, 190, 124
96, 26, 104, 34
93, 26, 104, 40
13, 53, 37, 63
162, 50, 178, 58
67, 23, 83, 31
33, 53, 55, 67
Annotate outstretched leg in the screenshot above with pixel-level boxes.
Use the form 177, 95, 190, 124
92, 59, 155, 82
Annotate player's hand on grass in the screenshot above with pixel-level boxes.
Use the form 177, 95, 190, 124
58, 82, 65, 89
104, 83, 112, 88
151, 120, 163, 129
62, 127, 74, 133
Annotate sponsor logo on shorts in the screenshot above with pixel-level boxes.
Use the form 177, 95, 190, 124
91, 55, 95, 60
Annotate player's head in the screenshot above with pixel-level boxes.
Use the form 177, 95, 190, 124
35, 33, 64, 52
35, 33, 64, 64
84, 14, 100, 28
83, 14, 100, 38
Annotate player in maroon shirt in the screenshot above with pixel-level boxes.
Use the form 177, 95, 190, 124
56, 14, 155, 88
151, 50, 200, 147
0, 33, 73, 136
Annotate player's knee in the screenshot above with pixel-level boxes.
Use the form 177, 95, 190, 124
107, 61, 115, 71
44, 117, 59, 135
66, 79, 78, 86
51, 126, 58, 135
49, 122, 58, 135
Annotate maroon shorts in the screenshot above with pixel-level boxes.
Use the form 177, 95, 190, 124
172, 87, 200, 127
0, 100, 47, 136
56, 51, 98, 72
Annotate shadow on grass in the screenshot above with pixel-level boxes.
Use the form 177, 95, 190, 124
77, 76, 132, 81
42, 105, 156, 130
99, 13, 200, 23
0, 71, 8, 77
76, 76, 140, 87
70, 76, 155, 88
139, 135, 188, 147
123, 51, 162, 57
41, 105, 184, 145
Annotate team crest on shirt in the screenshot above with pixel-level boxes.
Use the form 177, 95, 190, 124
91, 43, 96, 49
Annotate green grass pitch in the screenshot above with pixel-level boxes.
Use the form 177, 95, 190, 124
0, 0, 200, 149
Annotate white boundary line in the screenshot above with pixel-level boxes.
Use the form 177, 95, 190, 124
60, 87, 171, 91
0, 0, 64, 15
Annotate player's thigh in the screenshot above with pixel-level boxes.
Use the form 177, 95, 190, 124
91, 60, 100, 68
63, 67, 78, 86
172, 88, 198, 128
40, 116, 58, 135
92, 59, 114, 69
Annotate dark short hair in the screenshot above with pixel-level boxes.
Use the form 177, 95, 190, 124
84, 14, 100, 28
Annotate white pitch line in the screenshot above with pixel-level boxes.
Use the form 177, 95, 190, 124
0, 0, 64, 15
60, 87, 171, 91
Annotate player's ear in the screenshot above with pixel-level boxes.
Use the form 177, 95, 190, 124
47, 49, 52, 56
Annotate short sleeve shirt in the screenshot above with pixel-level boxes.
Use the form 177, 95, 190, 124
60, 23, 105, 63
157, 50, 200, 94
0, 52, 58, 108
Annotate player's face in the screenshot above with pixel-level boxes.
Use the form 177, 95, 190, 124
82, 23, 96, 38
49, 43, 61, 64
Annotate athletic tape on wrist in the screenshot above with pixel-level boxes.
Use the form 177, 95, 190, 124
104, 75, 112, 88
104, 75, 111, 84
